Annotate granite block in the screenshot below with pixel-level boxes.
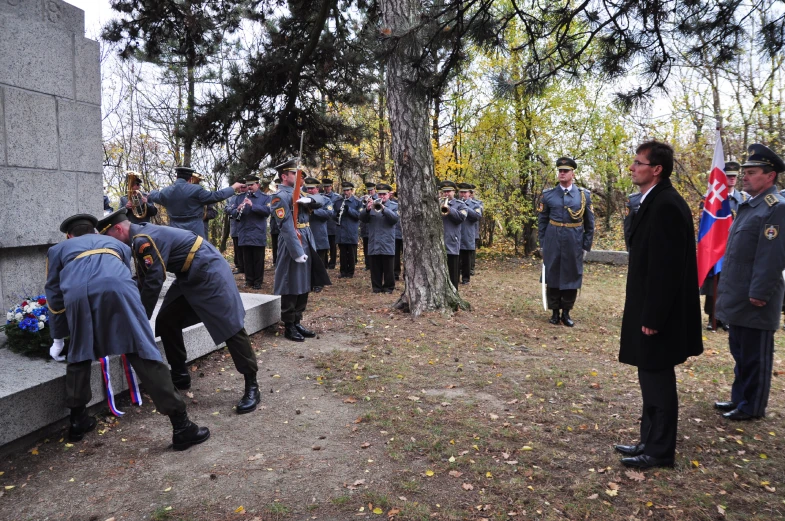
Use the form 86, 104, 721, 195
0, 0, 85, 37
58, 100, 102, 173
585, 249, 628, 265
74, 37, 100, 105
0, 13, 74, 99
4, 89, 58, 169
0, 167, 76, 248
76, 172, 103, 216
0, 245, 50, 309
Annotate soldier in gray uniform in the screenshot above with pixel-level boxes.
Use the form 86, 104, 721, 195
715, 144, 785, 421
47, 213, 209, 450
225, 180, 248, 274
439, 180, 468, 288
306, 176, 334, 291
190, 172, 218, 241
537, 157, 595, 327
322, 175, 342, 269
392, 191, 403, 280
270, 175, 281, 266
119, 174, 158, 224
335, 181, 362, 278
230, 175, 271, 289
271, 160, 332, 341
458, 183, 482, 284
623, 191, 642, 251
359, 182, 377, 270
469, 186, 483, 275
360, 183, 400, 293
99, 209, 261, 415
146, 166, 243, 239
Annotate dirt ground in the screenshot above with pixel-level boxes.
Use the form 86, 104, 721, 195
1, 254, 783, 521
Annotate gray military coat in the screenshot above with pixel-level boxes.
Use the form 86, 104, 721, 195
147, 179, 235, 239
442, 198, 468, 255
460, 199, 482, 250
324, 191, 341, 236
226, 193, 247, 238
360, 199, 400, 255
716, 187, 785, 330
335, 196, 362, 244
233, 191, 271, 247
537, 185, 595, 290
309, 194, 334, 251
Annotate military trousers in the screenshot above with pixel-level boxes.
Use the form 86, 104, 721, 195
447, 254, 460, 288
281, 293, 309, 324
231, 236, 244, 273
638, 366, 678, 460
370, 254, 395, 292
271, 233, 279, 266
394, 238, 403, 280
362, 237, 370, 268
546, 287, 578, 311
472, 239, 480, 274
728, 325, 774, 417
339, 244, 357, 276
156, 294, 258, 376
65, 354, 186, 416
243, 245, 265, 286
317, 249, 329, 275
328, 235, 337, 269
459, 249, 473, 283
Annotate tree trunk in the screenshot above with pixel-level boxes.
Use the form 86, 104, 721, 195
184, 58, 195, 167
381, 0, 466, 315
378, 65, 387, 179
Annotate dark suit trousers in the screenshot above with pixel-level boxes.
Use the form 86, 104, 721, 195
281, 293, 309, 324
447, 254, 460, 288
362, 237, 370, 268
546, 288, 578, 310
156, 295, 258, 375
271, 233, 279, 266
243, 245, 265, 286
317, 249, 329, 277
232, 236, 244, 272
638, 366, 678, 459
339, 244, 357, 276
370, 254, 395, 292
394, 238, 403, 279
66, 355, 186, 416
459, 249, 473, 282
328, 235, 337, 268
729, 325, 774, 417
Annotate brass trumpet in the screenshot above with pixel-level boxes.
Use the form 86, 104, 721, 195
126, 171, 147, 219
373, 200, 384, 211
440, 197, 450, 215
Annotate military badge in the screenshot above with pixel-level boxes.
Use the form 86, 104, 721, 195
271, 197, 281, 205
142, 254, 153, 267
537, 202, 544, 213
460, 209, 468, 216
764, 224, 779, 240
765, 194, 779, 207
138, 242, 150, 253
275, 207, 286, 219
327, 205, 333, 211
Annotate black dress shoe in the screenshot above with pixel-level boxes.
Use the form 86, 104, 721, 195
294, 323, 316, 338
714, 401, 736, 412
561, 310, 575, 327
252, 283, 262, 290
284, 323, 304, 342
621, 454, 674, 469
721, 322, 730, 331
548, 310, 560, 325
236, 374, 260, 414
232, 269, 243, 275
313, 286, 323, 293
68, 407, 97, 442
461, 280, 469, 285
170, 412, 210, 451
614, 443, 645, 456
723, 408, 758, 421
384, 289, 394, 294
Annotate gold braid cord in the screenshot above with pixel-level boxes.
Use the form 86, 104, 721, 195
566, 190, 586, 221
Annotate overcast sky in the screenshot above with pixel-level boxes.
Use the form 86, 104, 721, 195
64, 0, 114, 38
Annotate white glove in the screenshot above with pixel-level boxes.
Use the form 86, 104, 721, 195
49, 339, 66, 362
295, 254, 308, 263
296, 197, 312, 204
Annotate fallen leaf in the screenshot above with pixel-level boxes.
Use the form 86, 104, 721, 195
505, 460, 518, 465
248, 454, 264, 461
360, 442, 371, 449
717, 504, 726, 516
521, 446, 533, 451
235, 506, 245, 513
344, 397, 357, 404
425, 470, 434, 477
605, 489, 618, 497
587, 493, 598, 500
407, 395, 420, 402
372, 507, 383, 514
449, 470, 463, 478
625, 470, 645, 482
4, 486, 14, 490
387, 509, 400, 517
607, 482, 619, 490
486, 472, 493, 478
185, 392, 194, 399
164, 487, 172, 492
462, 483, 474, 490
489, 413, 499, 420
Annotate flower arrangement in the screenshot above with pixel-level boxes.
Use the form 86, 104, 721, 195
1, 295, 56, 358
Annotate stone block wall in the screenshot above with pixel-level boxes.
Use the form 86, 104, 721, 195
0, 0, 101, 312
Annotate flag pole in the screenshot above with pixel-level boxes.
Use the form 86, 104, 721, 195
711, 126, 721, 332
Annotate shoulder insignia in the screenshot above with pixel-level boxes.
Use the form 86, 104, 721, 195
275, 207, 286, 219
765, 194, 779, 207
327, 205, 333, 211
138, 242, 150, 253
764, 225, 779, 240
142, 254, 154, 268
271, 197, 281, 205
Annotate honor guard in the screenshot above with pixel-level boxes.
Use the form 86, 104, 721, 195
225, 179, 248, 274
458, 183, 482, 284
46, 213, 209, 450
623, 191, 642, 251
270, 160, 332, 341
360, 183, 400, 293
322, 174, 342, 269
359, 181, 377, 270
469, 185, 483, 275
439, 180, 468, 288
99, 209, 262, 415
229, 175, 271, 289
538, 157, 595, 327
146, 166, 243, 239
120, 172, 158, 224
335, 181, 362, 278
715, 144, 785, 420
305, 176, 334, 291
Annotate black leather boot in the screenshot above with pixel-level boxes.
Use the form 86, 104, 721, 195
548, 310, 560, 325
170, 363, 191, 390
561, 310, 575, 327
170, 411, 210, 451
68, 406, 97, 442
284, 322, 304, 342
236, 374, 260, 414
294, 322, 316, 338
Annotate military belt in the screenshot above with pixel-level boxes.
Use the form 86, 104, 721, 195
549, 219, 583, 228
296, 222, 310, 229
75, 248, 122, 261
181, 236, 203, 272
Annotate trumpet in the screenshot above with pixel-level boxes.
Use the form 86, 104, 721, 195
126, 171, 147, 219
373, 200, 384, 211
440, 197, 451, 215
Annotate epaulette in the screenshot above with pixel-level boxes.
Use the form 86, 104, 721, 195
765, 194, 780, 207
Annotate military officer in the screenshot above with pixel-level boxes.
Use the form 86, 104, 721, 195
189, 173, 218, 241
360, 183, 400, 293
229, 175, 271, 289
538, 157, 595, 327
715, 145, 785, 421
701, 161, 748, 331
306, 177, 334, 290
623, 191, 642, 251
119, 173, 158, 224
469, 185, 483, 275
270, 160, 331, 341
335, 181, 362, 278
458, 183, 482, 284
359, 181, 377, 270
99, 209, 261, 415
225, 179, 248, 274
46, 213, 209, 450
322, 174, 342, 269
439, 180, 468, 288
146, 166, 242, 239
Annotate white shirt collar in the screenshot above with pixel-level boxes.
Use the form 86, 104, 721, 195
560, 184, 573, 193
639, 184, 656, 204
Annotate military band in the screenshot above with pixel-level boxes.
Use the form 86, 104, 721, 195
322, 175, 342, 269
231, 175, 272, 290
359, 181, 377, 270
360, 183, 400, 293
306, 176, 334, 292
119, 171, 158, 224
226, 180, 248, 274
439, 180, 468, 288
458, 183, 481, 284
469, 186, 483, 276
335, 182, 362, 278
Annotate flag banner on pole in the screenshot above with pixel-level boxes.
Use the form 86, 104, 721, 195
696, 130, 733, 287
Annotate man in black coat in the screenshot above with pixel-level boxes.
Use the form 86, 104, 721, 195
616, 140, 703, 469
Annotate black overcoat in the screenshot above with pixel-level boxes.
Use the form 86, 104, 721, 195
619, 180, 703, 369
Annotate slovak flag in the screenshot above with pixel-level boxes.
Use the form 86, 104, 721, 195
696, 131, 733, 287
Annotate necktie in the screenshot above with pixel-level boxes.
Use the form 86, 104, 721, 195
564, 189, 569, 196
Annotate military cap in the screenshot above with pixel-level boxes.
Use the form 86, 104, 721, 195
191, 172, 203, 181
439, 180, 458, 191
725, 161, 741, 176
457, 182, 472, 191
321, 178, 333, 186
174, 166, 195, 179
741, 144, 785, 173
96, 208, 129, 235
341, 181, 355, 189
365, 181, 376, 189
274, 158, 299, 172
556, 157, 577, 170
59, 213, 98, 234
304, 176, 321, 188
245, 175, 261, 183
375, 183, 393, 194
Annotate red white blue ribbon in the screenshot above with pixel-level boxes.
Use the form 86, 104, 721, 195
100, 356, 144, 417
121, 354, 143, 406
